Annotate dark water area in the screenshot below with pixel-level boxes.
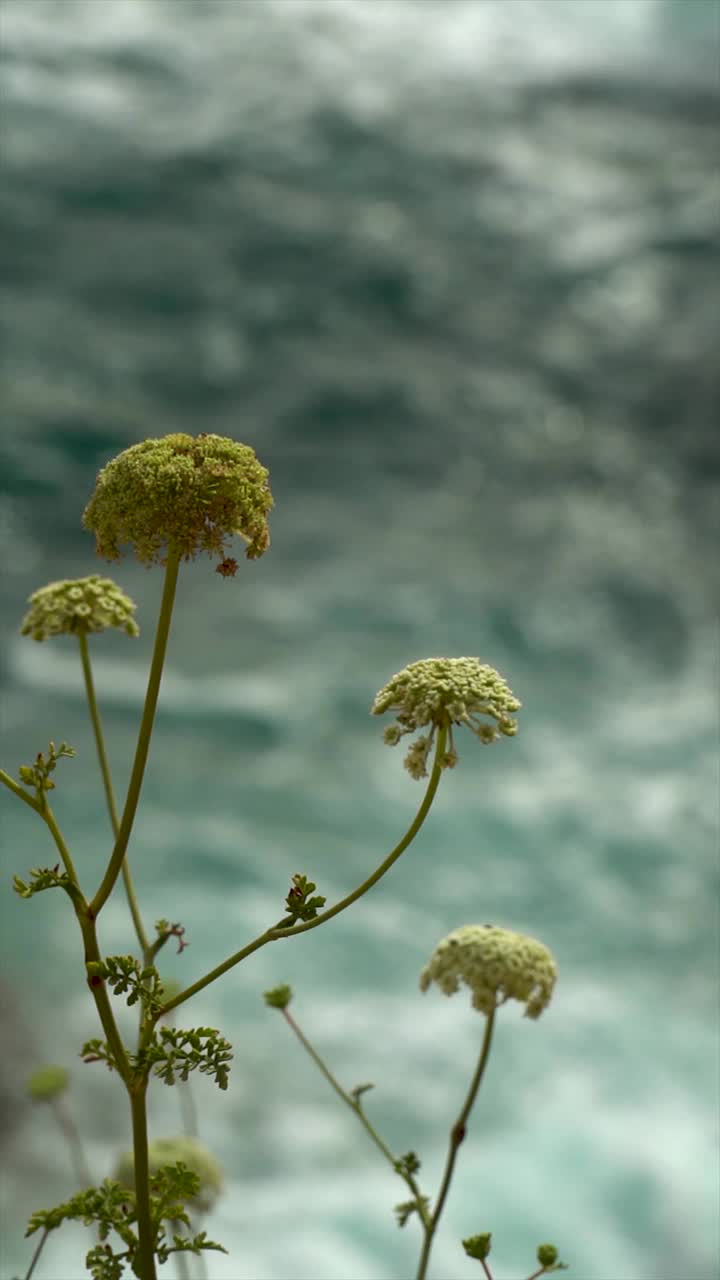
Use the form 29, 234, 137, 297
1, 3, 718, 1279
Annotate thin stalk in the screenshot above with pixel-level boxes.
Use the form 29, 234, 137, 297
23, 1227, 50, 1280
415, 1005, 497, 1280
281, 1005, 429, 1221
40, 803, 82, 889
155, 726, 448, 1022
78, 913, 132, 1082
91, 549, 181, 920
130, 1081, 157, 1280
52, 1095, 93, 1187
77, 631, 150, 960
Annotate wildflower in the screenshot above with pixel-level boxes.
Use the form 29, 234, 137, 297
113, 1136, 223, 1213
371, 657, 521, 778
21, 576, 139, 641
420, 924, 556, 1019
82, 432, 272, 568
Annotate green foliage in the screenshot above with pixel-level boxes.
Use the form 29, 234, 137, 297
139, 1026, 233, 1090
395, 1151, 421, 1177
283, 872, 327, 924
81, 1039, 118, 1073
86, 956, 165, 1013
25, 1168, 226, 1280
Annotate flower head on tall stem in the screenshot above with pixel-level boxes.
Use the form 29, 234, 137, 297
372, 657, 521, 779
83, 432, 273, 570
420, 924, 557, 1020
21, 576, 139, 641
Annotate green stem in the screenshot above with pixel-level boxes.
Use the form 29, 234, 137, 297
415, 1005, 497, 1280
0, 768, 41, 814
78, 632, 150, 960
130, 1080, 157, 1280
41, 803, 82, 889
281, 1005, 429, 1222
23, 1227, 50, 1280
78, 913, 132, 1082
91, 549, 181, 920
155, 726, 447, 1022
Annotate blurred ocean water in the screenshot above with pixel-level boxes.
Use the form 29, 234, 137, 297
0, 2, 718, 1278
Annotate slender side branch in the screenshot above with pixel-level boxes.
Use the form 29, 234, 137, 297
41, 804, 83, 890
416, 1005, 497, 1280
281, 1004, 430, 1223
91, 549, 181, 920
154, 726, 447, 1023
0, 768, 42, 814
78, 631, 150, 959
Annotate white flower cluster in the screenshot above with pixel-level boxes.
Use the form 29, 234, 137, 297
21, 576, 139, 641
420, 924, 557, 1020
372, 657, 520, 778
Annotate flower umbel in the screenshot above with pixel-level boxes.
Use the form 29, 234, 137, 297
21, 576, 139, 641
420, 925, 557, 1019
372, 657, 521, 778
113, 1136, 223, 1214
82, 432, 273, 568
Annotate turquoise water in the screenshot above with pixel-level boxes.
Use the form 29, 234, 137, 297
0, 2, 718, 1279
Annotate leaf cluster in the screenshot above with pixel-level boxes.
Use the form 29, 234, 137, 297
139, 1026, 233, 1090
86, 955, 165, 1014
26, 1167, 226, 1280
394, 1195, 430, 1228
283, 872, 326, 923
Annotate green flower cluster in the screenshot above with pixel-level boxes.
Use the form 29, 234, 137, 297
83, 433, 273, 568
113, 1136, 223, 1214
371, 657, 521, 778
420, 924, 557, 1019
20, 576, 139, 642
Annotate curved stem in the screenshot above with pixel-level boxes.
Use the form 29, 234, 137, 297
281, 1005, 430, 1222
268, 722, 448, 942
130, 1080, 157, 1280
154, 726, 447, 1022
416, 1005, 497, 1280
77, 632, 150, 960
91, 549, 181, 920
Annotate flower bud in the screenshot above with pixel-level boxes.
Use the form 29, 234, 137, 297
27, 1064, 69, 1102
83, 433, 272, 568
420, 924, 557, 1019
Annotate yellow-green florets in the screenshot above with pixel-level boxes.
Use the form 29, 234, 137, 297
113, 1136, 223, 1213
21, 576, 140, 641
371, 657, 521, 778
420, 924, 557, 1019
82, 433, 273, 569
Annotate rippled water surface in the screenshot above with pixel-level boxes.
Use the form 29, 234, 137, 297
1, 3, 718, 1278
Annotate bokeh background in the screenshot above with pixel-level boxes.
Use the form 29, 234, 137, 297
1, 2, 718, 1278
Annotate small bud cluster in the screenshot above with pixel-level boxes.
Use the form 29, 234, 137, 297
18, 741, 75, 796
372, 657, 520, 778
21, 576, 139, 642
82, 432, 273, 568
420, 924, 557, 1019
113, 1136, 223, 1214
27, 1064, 69, 1102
